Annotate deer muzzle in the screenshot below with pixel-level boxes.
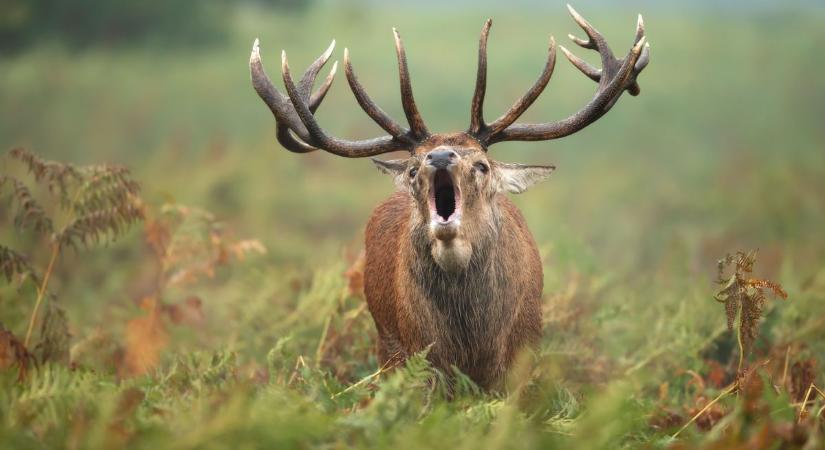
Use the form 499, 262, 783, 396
427, 161, 462, 242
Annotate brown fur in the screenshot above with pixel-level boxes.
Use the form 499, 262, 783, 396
363, 133, 546, 390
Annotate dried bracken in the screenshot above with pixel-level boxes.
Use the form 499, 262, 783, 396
3, 148, 144, 250
113, 203, 266, 377
56, 204, 144, 249
1, 148, 144, 357
0, 244, 41, 287
0, 325, 34, 381
0, 175, 54, 233
146, 204, 266, 288
122, 297, 169, 377
9, 147, 81, 199
714, 250, 787, 372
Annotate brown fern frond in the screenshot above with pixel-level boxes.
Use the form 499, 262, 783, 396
3, 149, 144, 374
72, 165, 141, 216
739, 289, 765, 354
56, 205, 144, 250
714, 250, 788, 373
35, 301, 70, 365
724, 294, 739, 332
0, 175, 53, 234
0, 325, 34, 381
0, 244, 42, 287
734, 250, 757, 274
149, 204, 265, 288
746, 278, 788, 299
9, 148, 81, 201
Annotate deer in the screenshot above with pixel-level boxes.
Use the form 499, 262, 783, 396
249, 5, 650, 390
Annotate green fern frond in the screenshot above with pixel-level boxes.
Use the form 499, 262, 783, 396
10, 364, 100, 425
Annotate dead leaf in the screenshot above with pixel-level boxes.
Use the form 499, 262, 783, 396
0, 327, 33, 381
746, 278, 788, 299
229, 239, 267, 261
144, 218, 170, 259
705, 360, 728, 389
122, 297, 168, 377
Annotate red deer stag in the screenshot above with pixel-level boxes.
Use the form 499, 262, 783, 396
250, 5, 650, 390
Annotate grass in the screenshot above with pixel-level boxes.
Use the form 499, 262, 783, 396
1, 3, 825, 449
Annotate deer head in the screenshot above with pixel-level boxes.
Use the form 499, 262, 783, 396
250, 5, 650, 271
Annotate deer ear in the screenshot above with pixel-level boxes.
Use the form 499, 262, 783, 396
496, 163, 556, 194
371, 158, 408, 176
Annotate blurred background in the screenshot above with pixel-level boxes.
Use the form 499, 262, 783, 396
1, 0, 825, 446
2, 0, 824, 335
2, 0, 823, 261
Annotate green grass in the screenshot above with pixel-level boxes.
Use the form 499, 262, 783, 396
2, 3, 825, 449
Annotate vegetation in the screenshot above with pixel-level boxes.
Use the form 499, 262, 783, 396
1, 148, 142, 378
1, 4, 824, 449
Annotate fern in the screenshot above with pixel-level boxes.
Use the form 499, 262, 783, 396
148, 203, 265, 288
34, 302, 70, 366
9, 364, 100, 426
1, 148, 144, 361
72, 165, 140, 217
0, 245, 41, 287
56, 204, 143, 249
9, 148, 81, 200
714, 250, 788, 373
0, 175, 53, 234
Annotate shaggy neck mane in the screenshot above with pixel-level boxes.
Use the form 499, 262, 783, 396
406, 205, 509, 352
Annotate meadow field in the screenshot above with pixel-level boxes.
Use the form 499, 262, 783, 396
1, 2, 825, 448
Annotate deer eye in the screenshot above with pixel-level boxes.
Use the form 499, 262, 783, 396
409, 167, 418, 178
474, 162, 489, 174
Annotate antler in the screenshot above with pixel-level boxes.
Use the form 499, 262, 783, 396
250, 30, 431, 157
276, 40, 337, 153
470, 5, 650, 145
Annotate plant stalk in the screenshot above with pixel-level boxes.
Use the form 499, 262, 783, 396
736, 300, 745, 374
24, 242, 59, 347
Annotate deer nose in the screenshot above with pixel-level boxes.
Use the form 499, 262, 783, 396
426, 150, 457, 169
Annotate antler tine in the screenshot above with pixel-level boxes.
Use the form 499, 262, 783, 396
484, 36, 557, 136
626, 14, 650, 96
393, 28, 430, 139
250, 39, 312, 143
344, 48, 416, 144
469, 19, 492, 135
491, 34, 646, 143
482, 7, 650, 145
566, 4, 613, 66
281, 50, 408, 157
309, 61, 337, 108
276, 60, 339, 154
559, 45, 599, 82
252, 39, 337, 153
298, 40, 336, 101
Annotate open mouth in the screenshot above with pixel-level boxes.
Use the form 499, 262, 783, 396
430, 169, 461, 223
